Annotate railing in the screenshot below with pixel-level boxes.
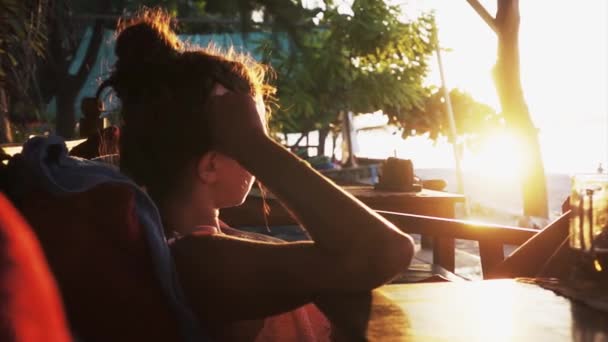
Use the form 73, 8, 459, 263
378, 210, 571, 279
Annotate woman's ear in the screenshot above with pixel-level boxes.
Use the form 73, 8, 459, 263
196, 151, 218, 184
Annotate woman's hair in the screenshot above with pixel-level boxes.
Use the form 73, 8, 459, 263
97, 8, 274, 209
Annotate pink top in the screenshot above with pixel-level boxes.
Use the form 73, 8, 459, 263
254, 303, 332, 342
185, 225, 333, 341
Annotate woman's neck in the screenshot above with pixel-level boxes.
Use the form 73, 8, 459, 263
164, 195, 219, 235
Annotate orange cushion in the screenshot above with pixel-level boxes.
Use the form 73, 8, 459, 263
0, 193, 71, 342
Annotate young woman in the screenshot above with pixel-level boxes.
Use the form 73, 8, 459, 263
98, 9, 415, 341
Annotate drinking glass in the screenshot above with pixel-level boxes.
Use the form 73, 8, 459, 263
569, 174, 608, 275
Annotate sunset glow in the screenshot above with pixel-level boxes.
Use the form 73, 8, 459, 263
462, 131, 526, 182
402, 0, 608, 175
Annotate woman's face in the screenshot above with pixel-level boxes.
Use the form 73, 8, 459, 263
213, 153, 255, 208
208, 83, 266, 208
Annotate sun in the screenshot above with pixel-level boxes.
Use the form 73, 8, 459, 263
462, 131, 526, 183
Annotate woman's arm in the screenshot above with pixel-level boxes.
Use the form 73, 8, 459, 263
209, 92, 415, 280
172, 92, 415, 322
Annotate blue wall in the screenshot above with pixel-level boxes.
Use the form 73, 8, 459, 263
48, 28, 287, 118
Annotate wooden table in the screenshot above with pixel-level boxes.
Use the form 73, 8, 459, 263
1, 139, 85, 156
393, 263, 467, 283
221, 185, 465, 272
320, 279, 608, 341
345, 186, 465, 273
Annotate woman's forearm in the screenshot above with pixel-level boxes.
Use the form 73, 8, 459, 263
230, 134, 414, 276
206, 91, 414, 281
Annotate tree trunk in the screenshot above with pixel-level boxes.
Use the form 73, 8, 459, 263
56, 86, 78, 139
494, 0, 548, 218
0, 87, 13, 143
54, 19, 105, 139
341, 111, 357, 167
331, 131, 338, 162
318, 127, 330, 156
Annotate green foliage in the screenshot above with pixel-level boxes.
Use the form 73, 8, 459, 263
401, 88, 501, 148
1, 0, 441, 142
71, 0, 207, 17
0, 0, 47, 87
257, 1, 437, 136
0, 0, 47, 134
87, 0, 316, 35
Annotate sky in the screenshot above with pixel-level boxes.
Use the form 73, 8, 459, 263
353, 0, 608, 174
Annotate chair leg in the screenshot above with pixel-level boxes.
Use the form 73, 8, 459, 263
479, 241, 504, 278
537, 236, 576, 279
485, 211, 571, 279
433, 237, 455, 273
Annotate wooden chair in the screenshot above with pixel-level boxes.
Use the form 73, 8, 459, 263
378, 209, 571, 279
222, 195, 571, 280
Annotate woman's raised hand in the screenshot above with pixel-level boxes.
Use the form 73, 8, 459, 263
205, 91, 267, 156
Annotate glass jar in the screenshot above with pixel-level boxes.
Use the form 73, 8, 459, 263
570, 174, 608, 275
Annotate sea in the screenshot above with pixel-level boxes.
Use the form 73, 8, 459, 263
414, 168, 572, 226
410, 168, 581, 279
295, 129, 583, 279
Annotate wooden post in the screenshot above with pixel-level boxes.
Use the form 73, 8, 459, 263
436, 43, 465, 197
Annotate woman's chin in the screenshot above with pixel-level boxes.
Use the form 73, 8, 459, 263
218, 196, 249, 209
237, 193, 253, 206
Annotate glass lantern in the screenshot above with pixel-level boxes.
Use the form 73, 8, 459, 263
569, 174, 608, 276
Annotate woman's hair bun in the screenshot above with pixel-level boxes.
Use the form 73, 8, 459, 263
115, 8, 183, 66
